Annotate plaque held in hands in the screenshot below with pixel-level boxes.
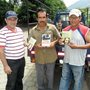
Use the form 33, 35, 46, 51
42, 34, 51, 47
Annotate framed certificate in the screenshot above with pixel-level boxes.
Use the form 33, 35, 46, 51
42, 34, 51, 47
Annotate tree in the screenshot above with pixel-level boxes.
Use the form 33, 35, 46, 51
44, 0, 66, 18
16, 0, 66, 24
0, 0, 13, 26
17, 0, 37, 24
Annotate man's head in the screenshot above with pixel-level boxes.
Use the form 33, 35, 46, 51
69, 9, 82, 27
5, 11, 18, 28
36, 8, 47, 27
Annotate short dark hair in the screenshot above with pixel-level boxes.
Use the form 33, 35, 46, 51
36, 7, 47, 17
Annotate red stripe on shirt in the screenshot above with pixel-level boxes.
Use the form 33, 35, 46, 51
0, 46, 5, 48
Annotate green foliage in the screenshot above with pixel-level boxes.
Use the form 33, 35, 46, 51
17, 0, 38, 24
0, 0, 66, 25
45, 0, 66, 12
14, 4, 20, 12
17, 1, 28, 24
0, 0, 13, 26
43, 0, 66, 18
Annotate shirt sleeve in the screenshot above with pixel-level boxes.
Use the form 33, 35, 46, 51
82, 28, 89, 37
79, 25, 89, 38
28, 28, 35, 41
52, 25, 61, 38
0, 31, 6, 47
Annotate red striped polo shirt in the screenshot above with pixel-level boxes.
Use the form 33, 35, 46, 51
0, 26, 25, 60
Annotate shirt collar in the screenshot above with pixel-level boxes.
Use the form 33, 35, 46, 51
35, 23, 49, 31
6, 26, 16, 32
70, 24, 80, 31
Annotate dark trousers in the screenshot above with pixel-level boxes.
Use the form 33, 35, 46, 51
6, 57, 25, 90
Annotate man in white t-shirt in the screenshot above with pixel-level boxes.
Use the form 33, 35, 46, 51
0, 11, 25, 90
59, 9, 90, 90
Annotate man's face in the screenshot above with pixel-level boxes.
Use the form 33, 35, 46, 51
37, 11, 47, 26
69, 15, 81, 27
5, 17, 18, 28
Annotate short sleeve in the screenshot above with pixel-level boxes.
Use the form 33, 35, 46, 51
52, 25, 61, 38
28, 29, 34, 40
79, 25, 89, 38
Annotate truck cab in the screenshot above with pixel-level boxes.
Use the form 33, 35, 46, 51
54, 11, 70, 29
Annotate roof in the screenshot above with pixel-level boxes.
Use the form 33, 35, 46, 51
68, 0, 90, 9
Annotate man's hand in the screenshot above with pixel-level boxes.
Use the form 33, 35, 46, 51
50, 41, 55, 48
35, 43, 42, 48
59, 38, 64, 45
0, 47, 12, 75
24, 43, 28, 47
68, 42, 78, 49
36, 41, 57, 48
4, 65, 12, 75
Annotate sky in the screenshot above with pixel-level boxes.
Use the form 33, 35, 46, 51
63, 0, 79, 7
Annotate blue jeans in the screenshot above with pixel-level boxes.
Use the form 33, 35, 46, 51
35, 62, 55, 90
59, 63, 84, 90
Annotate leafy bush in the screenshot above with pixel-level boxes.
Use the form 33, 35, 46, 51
0, 0, 13, 26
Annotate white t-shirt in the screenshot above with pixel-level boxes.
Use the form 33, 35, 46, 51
63, 25, 89, 66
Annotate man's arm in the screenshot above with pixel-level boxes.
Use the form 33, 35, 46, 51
0, 47, 12, 74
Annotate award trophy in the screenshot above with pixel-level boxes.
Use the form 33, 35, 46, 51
61, 30, 72, 44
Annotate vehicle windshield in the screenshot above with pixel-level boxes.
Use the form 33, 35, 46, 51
60, 15, 69, 21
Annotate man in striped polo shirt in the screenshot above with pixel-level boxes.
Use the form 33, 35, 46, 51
0, 11, 25, 90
